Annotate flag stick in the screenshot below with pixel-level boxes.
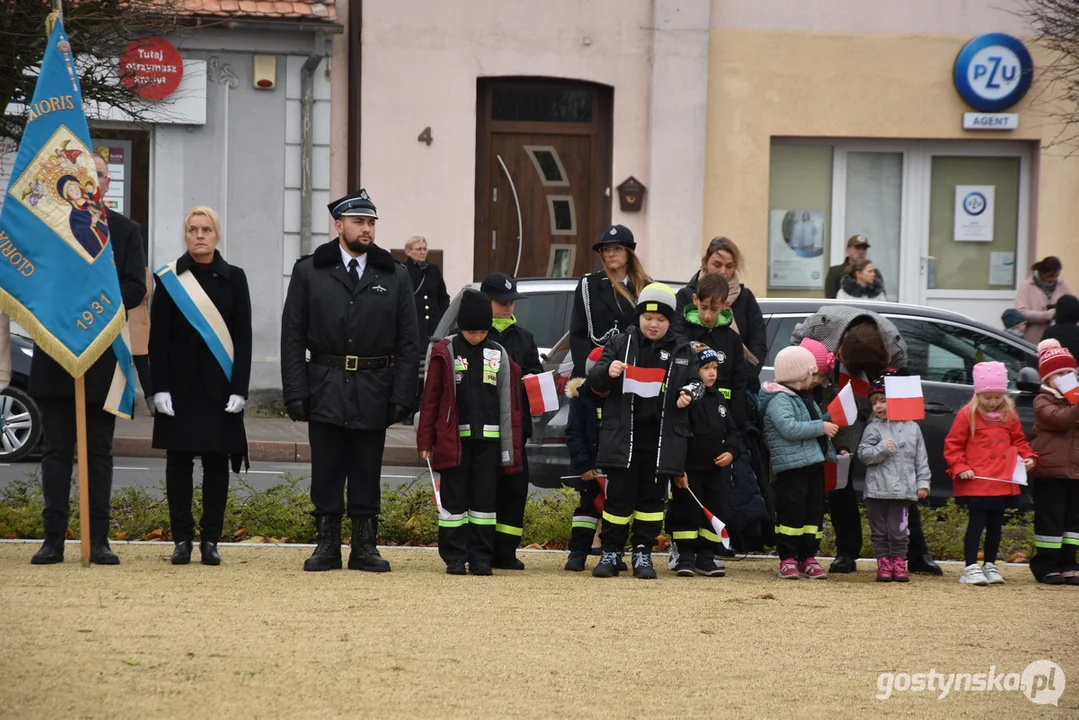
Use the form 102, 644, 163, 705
75, 375, 91, 567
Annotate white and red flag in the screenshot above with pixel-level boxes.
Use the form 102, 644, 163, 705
623, 365, 666, 398
684, 484, 731, 549
1052, 372, 1079, 405
838, 364, 871, 397
827, 383, 858, 427
884, 375, 924, 421
523, 371, 560, 414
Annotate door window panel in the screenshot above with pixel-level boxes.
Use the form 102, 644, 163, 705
547, 196, 576, 234
492, 87, 594, 123
888, 317, 1030, 387
845, 152, 902, 301
524, 146, 570, 186
767, 144, 832, 297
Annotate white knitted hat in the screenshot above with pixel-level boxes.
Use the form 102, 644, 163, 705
774, 346, 817, 385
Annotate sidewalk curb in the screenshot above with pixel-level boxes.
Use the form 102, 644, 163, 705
112, 436, 421, 466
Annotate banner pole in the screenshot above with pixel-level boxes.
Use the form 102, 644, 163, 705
75, 375, 91, 567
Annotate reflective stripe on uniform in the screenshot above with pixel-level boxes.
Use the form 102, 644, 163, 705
602, 510, 631, 526
459, 423, 471, 438
572, 515, 599, 529
468, 510, 497, 526
700, 527, 721, 543
596, 408, 603, 419
633, 510, 664, 523
438, 512, 468, 528
716, 387, 731, 399
672, 530, 698, 541
495, 523, 523, 536
482, 424, 500, 438
454, 363, 467, 372
775, 524, 804, 537
803, 524, 819, 537
1063, 532, 1079, 546
1034, 534, 1063, 549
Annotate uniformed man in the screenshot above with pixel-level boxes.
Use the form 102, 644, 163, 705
281, 189, 420, 572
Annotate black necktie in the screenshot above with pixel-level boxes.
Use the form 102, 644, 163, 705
347, 258, 359, 289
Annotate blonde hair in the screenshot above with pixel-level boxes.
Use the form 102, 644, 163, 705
184, 206, 222, 243
405, 235, 427, 252
608, 246, 650, 306
964, 393, 1018, 437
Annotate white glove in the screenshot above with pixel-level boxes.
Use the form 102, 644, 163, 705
153, 392, 175, 417
224, 394, 246, 413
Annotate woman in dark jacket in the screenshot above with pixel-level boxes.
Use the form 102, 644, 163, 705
675, 237, 767, 393
151, 206, 252, 566
569, 224, 651, 377
1042, 294, 1079, 361
403, 236, 450, 344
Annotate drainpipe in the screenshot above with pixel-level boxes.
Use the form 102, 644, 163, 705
300, 32, 328, 257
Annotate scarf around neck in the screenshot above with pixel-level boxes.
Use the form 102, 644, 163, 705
840, 273, 885, 299
1034, 272, 1058, 300
491, 315, 517, 333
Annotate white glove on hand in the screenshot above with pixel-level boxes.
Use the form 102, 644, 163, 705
153, 392, 175, 417
224, 394, 246, 413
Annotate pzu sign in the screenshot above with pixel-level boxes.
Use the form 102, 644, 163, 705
954, 33, 1034, 112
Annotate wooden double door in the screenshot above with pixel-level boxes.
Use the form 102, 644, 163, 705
475, 79, 613, 280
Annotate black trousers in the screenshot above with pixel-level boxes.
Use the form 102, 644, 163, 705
166, 451, 230, 543
964, 506, 1005, 566
599, 437, 664, 552
827, 479, 863, 558
133, 354, 153, 404
569, 479, 602, 554
1031, 477, 1079, 580
40, 398, 116, 539
667, 469, 725, 552
774, 465, 825, 562
308, 421, 386, 518
439, 440, 499, 564
495, 447, 528, 559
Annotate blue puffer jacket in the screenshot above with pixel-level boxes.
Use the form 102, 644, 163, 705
758, 381, 836, 474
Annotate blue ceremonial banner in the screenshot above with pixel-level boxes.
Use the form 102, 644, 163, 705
0, 18, 135, 417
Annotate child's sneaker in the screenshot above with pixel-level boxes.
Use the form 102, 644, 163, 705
564, 552, 587, 572
694, 548, 726, 577
875, 556, 893, 583
960, 563, 989, 585
673, 552, 696, 577
799, 558, 828, 579
592, 551, 621, 578
632, 546, 657, 579
891, 557, 909, 583
445, 560, 466, 575
982, 562, 1005, 585
778, 558, 800, 579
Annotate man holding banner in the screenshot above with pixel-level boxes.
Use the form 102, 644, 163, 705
0, 16, 141, 565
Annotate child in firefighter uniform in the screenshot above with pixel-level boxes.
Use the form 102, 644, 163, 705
417, 289, 521, 576
564, 346, 611, 572
668, 342, 740, 577
587, 283, 703, 579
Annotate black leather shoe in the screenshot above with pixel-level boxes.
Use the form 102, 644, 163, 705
446, 560, 467, 575
90, 538, 120, 565
492, 555, 525, 570
347, 517, 391, 572
907, 553, 944, 576
469, 560, 493, 576
199, 541, 221, 566
30, 535, 65, 565
304, 516, 343, 571
829, 555, 857, 574
171, 541, 193, 565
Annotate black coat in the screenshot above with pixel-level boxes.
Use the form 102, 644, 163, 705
825, 260, 885, 299
488, 321, 542, 439
405, 258, 449, 341
30, 208, 146, 405
149, 251, 251, 455
570, 271, 639, 377
281, 240, 420, 429
1043, 294, 1079, 361
676, 309, 748, 426
686, 387, 740, 472
588, 327, 703, 476
565, 378, 603, 476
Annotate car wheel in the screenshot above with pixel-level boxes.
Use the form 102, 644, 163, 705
0, 386, 42, 462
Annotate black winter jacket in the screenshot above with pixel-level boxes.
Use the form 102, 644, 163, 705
1043, 294, 1079, 362
405, 258, 450, 342
588, 327, 703, 476
570, 271, 639, 377
280, 240, 420, 429
677, 305, 748, 426
488, 320, 543, 439
686, 388, 740, 472
565, 378, 604, 476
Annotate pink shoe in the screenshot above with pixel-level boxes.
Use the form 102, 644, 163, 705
778, 558, 800, 579
799, 558, 828, 579
891, 557, 909, 582
875, 556, 893, 582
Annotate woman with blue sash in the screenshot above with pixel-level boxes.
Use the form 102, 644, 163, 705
150, 206, 252, 566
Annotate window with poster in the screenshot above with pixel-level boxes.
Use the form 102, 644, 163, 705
90, 130, 150, 263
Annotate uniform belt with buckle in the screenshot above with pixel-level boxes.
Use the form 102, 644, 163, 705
311, 354, 394, 371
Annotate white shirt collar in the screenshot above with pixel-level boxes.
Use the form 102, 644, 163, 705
340, 244, 367, 275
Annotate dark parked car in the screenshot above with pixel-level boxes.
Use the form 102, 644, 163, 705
2, 330, 43, 462
426, 286, 1040, 497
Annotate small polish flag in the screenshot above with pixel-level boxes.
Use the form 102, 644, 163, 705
592, 474, 607, 514
523, 371, 560, 414
685, 484, 730, 549
884, 375, 924, 421
823, 453, 851, 492
425, 458, 450, 519
1052, 372, 1079, 405
974, 449, 1029, 486
623, 364, 666, 398
838, 364, 871, 397
827, 383, 858, 427
554, 359, 574, 395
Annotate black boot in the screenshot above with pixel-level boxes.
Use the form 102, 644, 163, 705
200, 540, 221, 566
30, 534, 65, 565
171, 541, 193, 565
632, 546, 657, 579
829, 555, 857, 574
907, 553, 944, 576
564, 552, 587, 572
304, 516, 343, 571
90, 537, 120, 565
347, 517, 391, 572
592, 550, 621, 577
493, 535, 525, 570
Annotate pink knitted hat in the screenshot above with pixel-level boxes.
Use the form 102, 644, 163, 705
774, 346, 818, 385
799, 338, 835, 373
972, 361, 1008, 394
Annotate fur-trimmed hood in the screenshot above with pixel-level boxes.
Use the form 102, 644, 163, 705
565, 376, 586, 399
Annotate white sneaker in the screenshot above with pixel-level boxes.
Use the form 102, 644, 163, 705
960, 563, 989, 586
982, 562, 1005, 585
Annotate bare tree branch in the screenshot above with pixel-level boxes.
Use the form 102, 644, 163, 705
1017, 0, 1079, 155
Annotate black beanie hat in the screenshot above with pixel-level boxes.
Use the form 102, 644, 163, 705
458, 289, 493, 331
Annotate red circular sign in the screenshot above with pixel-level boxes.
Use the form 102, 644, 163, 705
119, 37, 183, 101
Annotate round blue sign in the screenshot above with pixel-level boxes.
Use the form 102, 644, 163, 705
954, 33, 1034, 112
962, 191, 988, 216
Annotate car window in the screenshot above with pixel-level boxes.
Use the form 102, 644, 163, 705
432, 289, 573, 349
764, 316, 808, 367
887, 317, 1030, 387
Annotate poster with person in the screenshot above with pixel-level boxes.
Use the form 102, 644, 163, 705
768, 209, 826, 289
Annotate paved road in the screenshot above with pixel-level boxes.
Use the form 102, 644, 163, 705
0, 458, 428, 495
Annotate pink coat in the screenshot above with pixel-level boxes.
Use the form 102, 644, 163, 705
1016, 276, 1073, 344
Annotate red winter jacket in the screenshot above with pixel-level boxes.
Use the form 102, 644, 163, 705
417, 336, 523, 474
943, 406, 1036, 498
